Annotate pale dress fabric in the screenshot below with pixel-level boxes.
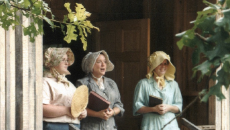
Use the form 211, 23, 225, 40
133, 77, 182, 130
43, 77, 80, 124
76, 74, 125, 130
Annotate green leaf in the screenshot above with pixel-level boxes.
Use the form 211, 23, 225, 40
197, 15, 216, 35
22, 0, 31, 8
60, 23, 66, 35
203, 0, 220, 10
205, 42, 230, 60
192, 49, 200, 65
201, 84, 225, 102
218, 0, 225, 5
216, 9, 230, 31
193, 60, 212, 76
43, 16, 54, 28
226, 0, 230, 8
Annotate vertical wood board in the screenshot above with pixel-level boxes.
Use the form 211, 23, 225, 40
221, 86, 229, 130
5, 25, 16, 130
35, 35, 43, 129
22, 15, 30, 130
0, 26, 6, 130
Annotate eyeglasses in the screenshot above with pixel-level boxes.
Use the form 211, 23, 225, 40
61, 59, 69, 63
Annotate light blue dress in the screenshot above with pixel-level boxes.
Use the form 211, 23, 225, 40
133, 77, 183, 130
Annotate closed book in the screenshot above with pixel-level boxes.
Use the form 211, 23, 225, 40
149, 95, 163, 107
88, 91, 110, 111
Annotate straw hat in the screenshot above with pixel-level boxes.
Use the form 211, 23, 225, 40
146, 51, 176, 81
71, 85, 89, 118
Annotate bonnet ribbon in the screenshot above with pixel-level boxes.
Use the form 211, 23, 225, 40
51, 68, 70, 86
92, 74, 105, 90
153, 72, 166, 88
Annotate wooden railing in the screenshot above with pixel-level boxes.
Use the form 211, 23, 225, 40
181, 118, 215, 130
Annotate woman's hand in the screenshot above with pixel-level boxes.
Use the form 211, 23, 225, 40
156, 104, 170, 115
78, 109, 87, 120
154, 104, 179, 115
96, 109, 109, 120
66, 107, 74, 118
105, 108, 114, 119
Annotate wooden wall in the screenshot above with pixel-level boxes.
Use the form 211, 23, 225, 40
0, 12, 43, 130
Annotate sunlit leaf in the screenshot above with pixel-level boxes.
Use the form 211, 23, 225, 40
64, 24, 78, 43
64, 3, 71, 13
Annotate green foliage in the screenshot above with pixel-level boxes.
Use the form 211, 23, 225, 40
176, 0, 230, 102
0, 0, 98, 51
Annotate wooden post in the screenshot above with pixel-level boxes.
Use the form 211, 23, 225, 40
0, 11, 43, 130
0, 26, 6, 130
5, 21, 16, 130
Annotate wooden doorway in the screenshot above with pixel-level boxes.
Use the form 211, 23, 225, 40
93, 19, 150, 130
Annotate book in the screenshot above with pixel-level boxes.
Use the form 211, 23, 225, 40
87, 91, 111, 111
149, 95, 163, 107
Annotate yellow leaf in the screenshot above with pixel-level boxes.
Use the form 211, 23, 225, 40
68, 13, 75, 22
64, 3, 72, 13
80, 36, 87, 51
64, 24, 78, 43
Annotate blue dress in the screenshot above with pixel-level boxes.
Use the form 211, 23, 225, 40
133, 77, 183, 130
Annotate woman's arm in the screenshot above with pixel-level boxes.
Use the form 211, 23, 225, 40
43, 104, 72, 118
137, 104, 179, 115
112, 107, 121, 116
137, 105, 160, 114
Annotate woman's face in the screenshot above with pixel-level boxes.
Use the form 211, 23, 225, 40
154, 59, 169, 77
92, 54, 107, 77
54, 54, 69, 75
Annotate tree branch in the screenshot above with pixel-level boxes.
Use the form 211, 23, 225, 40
161, 95, 201, 130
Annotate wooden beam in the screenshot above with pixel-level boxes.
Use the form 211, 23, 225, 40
0, 26, 6, 130
21, 15, 30, 130
5, 23, 16, 130
221, 86, 229, 130
35, 33, 43, 129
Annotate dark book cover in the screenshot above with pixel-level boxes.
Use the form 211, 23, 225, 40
87, 91, 110, 111
149, 95, 163, 107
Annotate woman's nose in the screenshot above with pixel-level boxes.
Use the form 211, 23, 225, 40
101, 62, 106, 66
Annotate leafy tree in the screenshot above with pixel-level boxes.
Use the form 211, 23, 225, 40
176, 0, 230, 102
0, 0, 99, 50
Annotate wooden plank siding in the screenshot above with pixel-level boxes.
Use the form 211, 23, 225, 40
0, 25, 6, 130
6, 21, 16, 130
0, 12, 43, 130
